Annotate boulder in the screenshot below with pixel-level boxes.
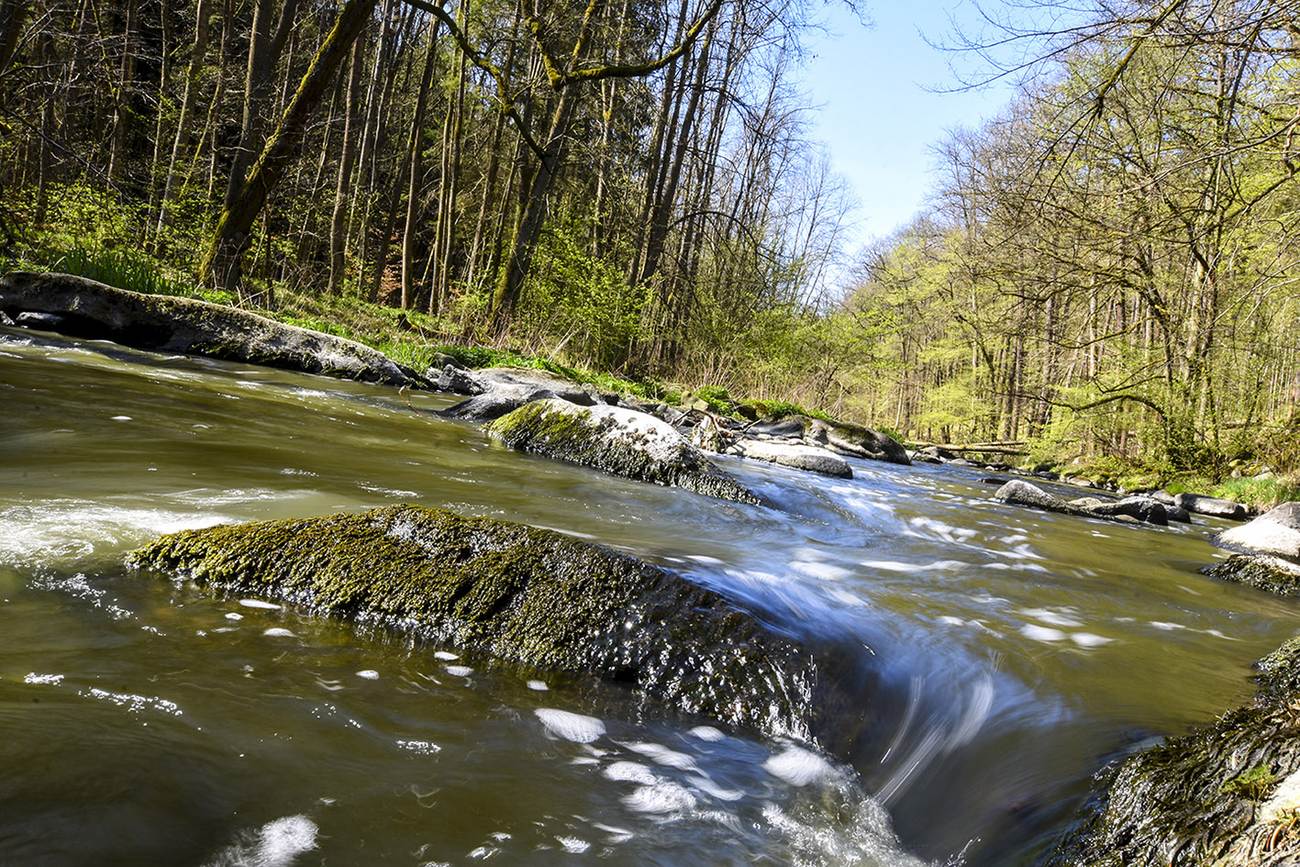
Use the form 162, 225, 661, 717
443, 368, 603, 421
487, 398, 763, 505
742, 415, 909, 466
995, 480, 1169, 526
1204, 554, 1300, 597
0, 271, 425, 387
126, 505, 858, 743
811, 419, 912, 466
1215, 503, 1300, 561
1070, 495, 1171, 527
728, 439, 853, 479
1047, 638, 1300, 866
1176, 492, 1248, 521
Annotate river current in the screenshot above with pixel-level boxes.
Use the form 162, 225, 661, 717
2, 326, 1297, 866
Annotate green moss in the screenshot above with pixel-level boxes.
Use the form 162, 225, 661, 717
487, 400, 762, 505
1220, 764, 1278, 800
126, 505, 828, 740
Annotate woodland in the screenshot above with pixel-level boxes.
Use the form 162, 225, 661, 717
0, 0, 1296, 490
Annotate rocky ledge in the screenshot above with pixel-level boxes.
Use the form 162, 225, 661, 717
994, 479, 1171, 526
746, 415, 911, 466
1205, 503, 1300, 596
1048, 638, 1300, 866
127, 505, 859, 743
0, 271, 426, 387
487, 398, 763, 505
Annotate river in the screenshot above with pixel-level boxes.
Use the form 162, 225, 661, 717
2, 326, 1296, 866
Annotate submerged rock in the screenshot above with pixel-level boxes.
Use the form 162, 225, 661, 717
127, 505, 851, 742
1047, 638, 1300, 866
994, 480, 1169, 526
728, 438, 853, 479
488, 398, 763, 505
0, 272, 425, 387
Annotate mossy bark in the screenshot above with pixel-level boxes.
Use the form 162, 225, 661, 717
128, 505, 856, 742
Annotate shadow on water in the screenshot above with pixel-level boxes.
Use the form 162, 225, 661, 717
3, 326, 1299, 865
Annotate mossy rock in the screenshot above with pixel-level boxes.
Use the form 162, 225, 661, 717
0, 271, 426, 387
127, 505, 857, 742
487, 398, 763, 505
1204, 555, 1300, 597
1046, 638, 1300, 865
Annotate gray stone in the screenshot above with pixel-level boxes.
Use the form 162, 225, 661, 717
996, 480, 1169, 526
1175, 492, 1248, 520
487, 398, 763, 505
443, 367, 600, 421
1215, 503, 1300, 561
0, 271, 425, 387
728, 438, 853, 478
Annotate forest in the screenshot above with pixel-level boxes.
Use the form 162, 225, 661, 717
0, 0, 1296, 493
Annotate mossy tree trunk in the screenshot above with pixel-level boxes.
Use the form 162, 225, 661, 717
198, 0, 379, 295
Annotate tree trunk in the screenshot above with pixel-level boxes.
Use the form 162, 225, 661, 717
198, 0, 378, 293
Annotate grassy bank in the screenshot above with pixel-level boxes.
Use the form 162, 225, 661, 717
4, 242, 1295, 511
1, 241, 841, 424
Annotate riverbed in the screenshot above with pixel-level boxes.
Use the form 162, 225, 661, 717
2, 326, 1296, 865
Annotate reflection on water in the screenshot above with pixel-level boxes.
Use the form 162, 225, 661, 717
2, 327, 1297, 865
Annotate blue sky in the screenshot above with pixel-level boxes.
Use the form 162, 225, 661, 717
797, 2, 1018, 253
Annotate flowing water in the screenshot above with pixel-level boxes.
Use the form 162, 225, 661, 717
2, 326, 1298, 866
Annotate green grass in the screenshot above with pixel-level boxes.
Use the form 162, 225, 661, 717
6, 238, 919, 437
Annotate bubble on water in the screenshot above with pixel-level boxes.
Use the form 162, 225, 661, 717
239, 599, 281, 610
1020, 607, 1083, 628
526, 680, 549, 691
396, 739, 442, 755
433, 651, 459, 661
356, 670, 380, 680
1150, 621, 1185, 631
1020, 624, 1066, 642
591, 822, 633, 844
111, 415, 132, 421
603, 761, 659, 785
1071, 632, 1112, 648
225, 612, 243, 621
860, 559, 965, 573
688, 725, 725, 742
622, 741, 698, 771
263, 628, 295, 638
790, 560, 853, 581
556, 836, 589, 854
206, 815, 318, 867
81, 687, 181, 716
23, 672, 63, 685
622, 781, 698, 814
534, 709, 606, 744
762, 745, 838, 787
688, 773, 745, 801
444, 665, 473, 677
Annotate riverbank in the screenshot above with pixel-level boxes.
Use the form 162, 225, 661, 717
4, 240, 1296, 511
